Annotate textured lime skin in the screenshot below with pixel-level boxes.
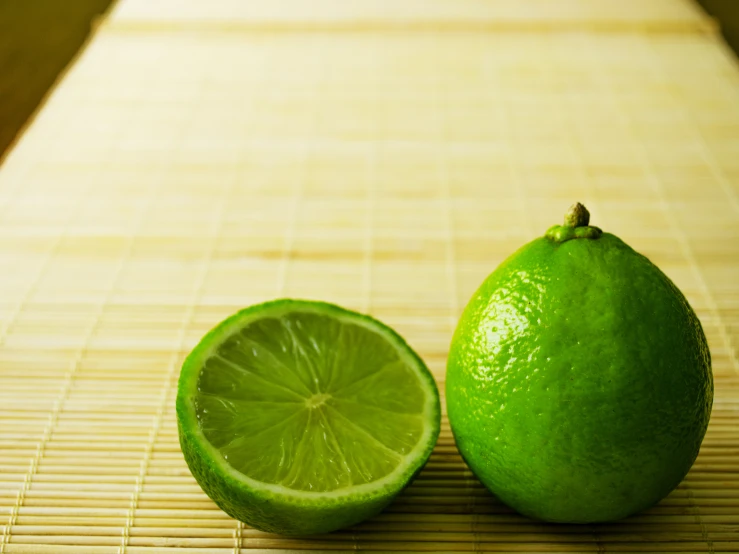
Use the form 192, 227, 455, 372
177, 299, 441, 535
446, 232, 713, 523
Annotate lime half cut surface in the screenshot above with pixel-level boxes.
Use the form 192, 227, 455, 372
176, 299, 441, 535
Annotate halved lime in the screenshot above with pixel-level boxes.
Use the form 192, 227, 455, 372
176, 299, 441, 535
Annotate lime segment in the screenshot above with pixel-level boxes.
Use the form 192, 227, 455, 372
177, 299, 440, 534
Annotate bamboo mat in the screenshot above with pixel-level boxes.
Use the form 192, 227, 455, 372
108, 0, 710, 31
1, 0, 739, 552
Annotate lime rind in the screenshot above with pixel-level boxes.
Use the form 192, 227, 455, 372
177, 299, 440, 534
446, 231, 712, 523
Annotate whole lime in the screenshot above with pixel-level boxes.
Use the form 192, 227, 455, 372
446, 203, 713, 523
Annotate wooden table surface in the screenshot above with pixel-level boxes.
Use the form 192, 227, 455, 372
1, 0, 738, 552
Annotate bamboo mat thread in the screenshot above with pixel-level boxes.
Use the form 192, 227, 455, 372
1, 0, 739, 552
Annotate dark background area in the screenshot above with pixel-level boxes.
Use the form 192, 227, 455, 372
699, 0, 739, 53
0, 0, 736, 161
0, 1, 114, 159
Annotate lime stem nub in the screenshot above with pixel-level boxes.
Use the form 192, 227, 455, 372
564, 203, 590, 228
545, 202, 601, 243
